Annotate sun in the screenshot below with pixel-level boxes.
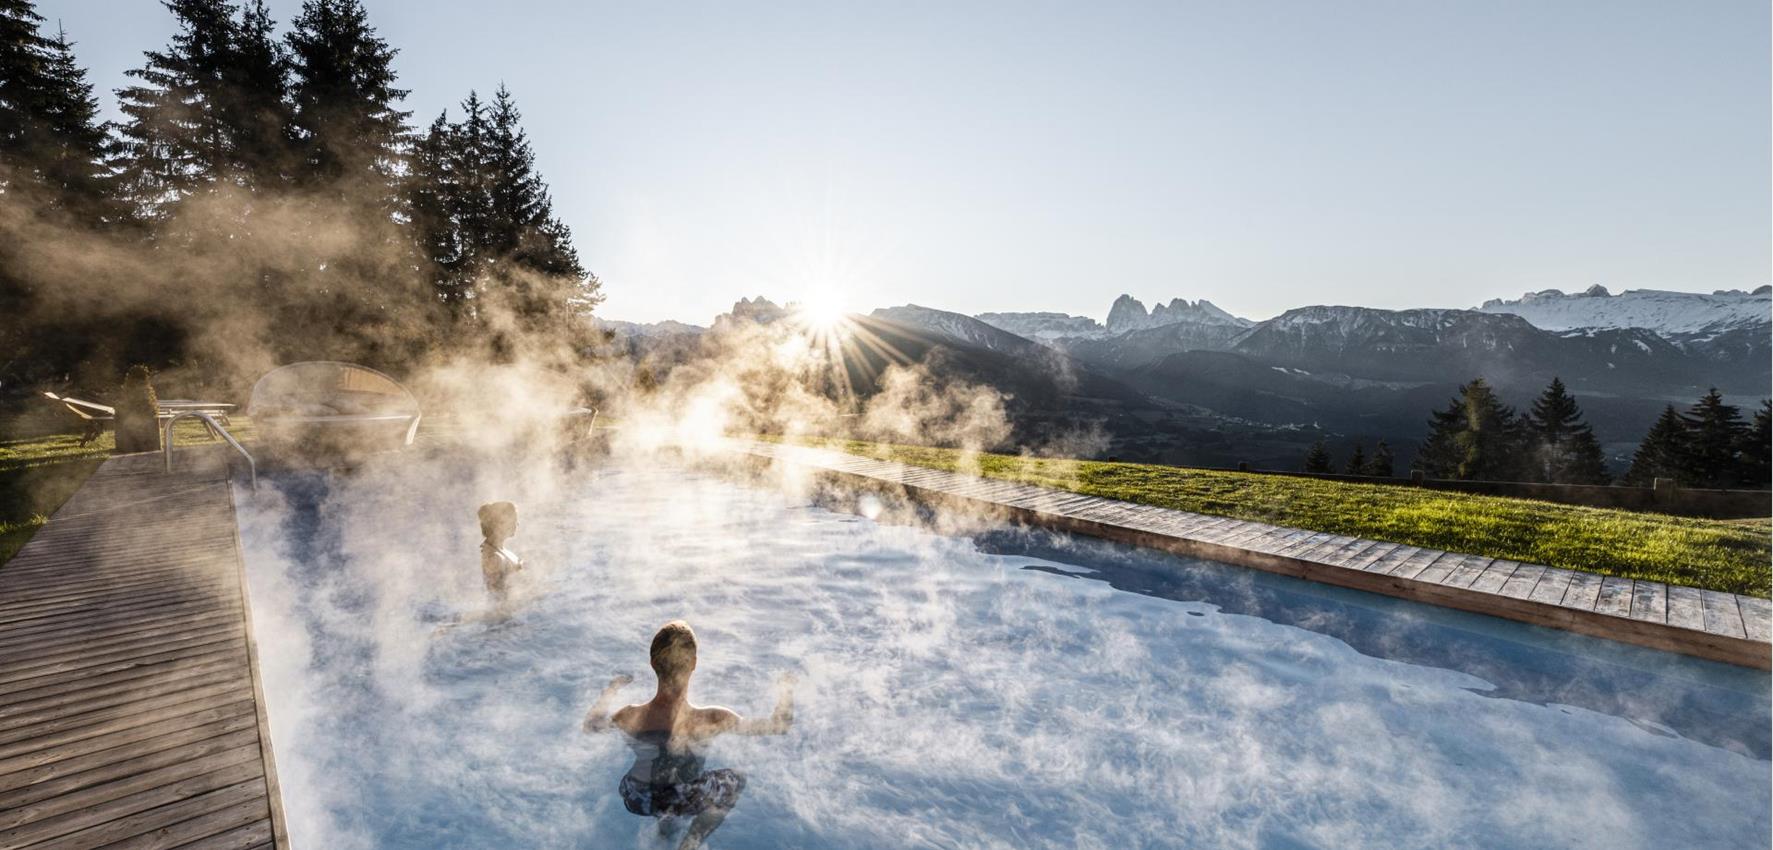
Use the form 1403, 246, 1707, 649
792, 291, 852, 332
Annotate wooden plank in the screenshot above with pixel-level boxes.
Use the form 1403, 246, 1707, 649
1385, 548, 1443, 580
1527, 568, 1577, 606
1469, 560, 1520, 595
0, 679, 252, 750
0, 614, 242, 667
1740, 596, 1773, 642
1664, 585, 1706, 632
1345, 541, 1399, 570
0, 662, 250, 730
0, 753, 263, 847
0, 625, 246, 688
1411, 553, 1459, 585
0, 454, 286, 849
182, 818, 275, 850
0, 727, 259, 810
1298, 536, 1359, 563
0, 600, 235, 651
1499, 563, 1546, 600
1560, 571, 1605, 611
1364, 545, 1419, 574
1274, 532, 1335, 557
0, 711, 258, 792
1219, 524, 1274, 548
0, 701, 256, 779
0, 635, 247, 700
1700, 591, 1747, 639
1594, 577, 1634, 617
50, 785, 268, 850
1245, 527, 1307, 553
1322, 539, 1380, 568
0, 649, 244, 713
1629, 581, 1667, 624
1437, 555, 1493, 589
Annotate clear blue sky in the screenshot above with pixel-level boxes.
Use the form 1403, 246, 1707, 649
39, 0, 1772, 324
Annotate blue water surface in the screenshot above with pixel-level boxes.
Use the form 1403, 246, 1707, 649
236, 463, 1771, 850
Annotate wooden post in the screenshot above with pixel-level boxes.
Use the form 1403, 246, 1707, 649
1410, 469, 1426, 485
1653, 477, 1677, 506
1237, 461, 1250, 472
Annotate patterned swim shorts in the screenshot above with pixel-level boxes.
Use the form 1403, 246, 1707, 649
619, 769, 746, 818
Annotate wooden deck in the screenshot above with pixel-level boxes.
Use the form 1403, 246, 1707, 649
746, 441, 1773, 669
0, 451, 286, 849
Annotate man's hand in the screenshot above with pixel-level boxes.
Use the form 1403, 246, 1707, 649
769, 673, 797, 728
582, 673, 634, 733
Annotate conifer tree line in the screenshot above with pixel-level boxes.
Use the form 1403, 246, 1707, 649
1301, 438, 1393, 477
1, 0, 600, 393
1401, 377, 1770, 489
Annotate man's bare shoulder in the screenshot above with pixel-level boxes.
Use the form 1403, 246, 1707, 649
694, 705, 741, 732
609, 703, 647, 733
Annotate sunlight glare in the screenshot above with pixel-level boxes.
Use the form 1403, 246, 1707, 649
793, 291, 852, 332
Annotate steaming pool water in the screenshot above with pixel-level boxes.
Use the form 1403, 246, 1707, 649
236, 462, 1770, 850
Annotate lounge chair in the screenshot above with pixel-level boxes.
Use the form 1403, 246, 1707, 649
249, 361, 421, 462
43, 391, 235, 445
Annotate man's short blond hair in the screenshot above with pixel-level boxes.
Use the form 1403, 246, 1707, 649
650, 620, 698, 679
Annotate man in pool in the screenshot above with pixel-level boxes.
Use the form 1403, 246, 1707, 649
583, 620, 796, 850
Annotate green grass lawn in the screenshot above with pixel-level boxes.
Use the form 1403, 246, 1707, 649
0, 419, 252, 565
789, 439, 1772, 597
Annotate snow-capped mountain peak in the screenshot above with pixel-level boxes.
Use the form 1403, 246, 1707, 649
1476, 286, 1770, 334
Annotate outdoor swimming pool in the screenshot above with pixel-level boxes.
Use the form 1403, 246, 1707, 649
236, 462, 1771, 850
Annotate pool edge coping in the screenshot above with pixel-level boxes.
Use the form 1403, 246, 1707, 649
744, 441, 1772, 671
226, 475, 294, 850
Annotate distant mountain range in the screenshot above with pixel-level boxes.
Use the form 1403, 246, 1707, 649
979, 294, 1250, 340
1475, 285, 1770, 334
599, 286, 1770, 469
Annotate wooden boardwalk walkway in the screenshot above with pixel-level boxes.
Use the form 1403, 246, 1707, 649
0, 451, 286, 850
746, 441, 1773, 669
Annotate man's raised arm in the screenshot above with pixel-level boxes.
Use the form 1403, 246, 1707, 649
582, 674, 634, 733
732, 673, 797, 736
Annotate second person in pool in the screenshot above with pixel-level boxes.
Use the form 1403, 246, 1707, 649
583, 620, 797, 850
478, 501, 524, 604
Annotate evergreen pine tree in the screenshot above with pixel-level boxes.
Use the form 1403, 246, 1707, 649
409, 85, 601, 340
285, 0, 409, 199
1681, 388, 1746, 488
1740, 400, 1771, 488
1415, 397, 1465, 478
1452, 378, 1522, 481
1625, 406, 1689, 486
407, 110, 465, 304
1343, 444, 1366, 476
114, 0, 242, 217
280, 0, 425, 363
1366, 440, 1395, 477
1303, 439, 1332, 473
481, 85, 596, 326
0, 5, 126, 384
216, 0, 292, 187
0, 0, 57, 367
0, 4, 118, 216
0, 0, 57, 171
1525, 377, 1610, 484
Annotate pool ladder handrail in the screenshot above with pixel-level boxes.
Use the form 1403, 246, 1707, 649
163, 411, 257, 490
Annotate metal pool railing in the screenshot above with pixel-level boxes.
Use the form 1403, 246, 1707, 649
163, 410, 257, 490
